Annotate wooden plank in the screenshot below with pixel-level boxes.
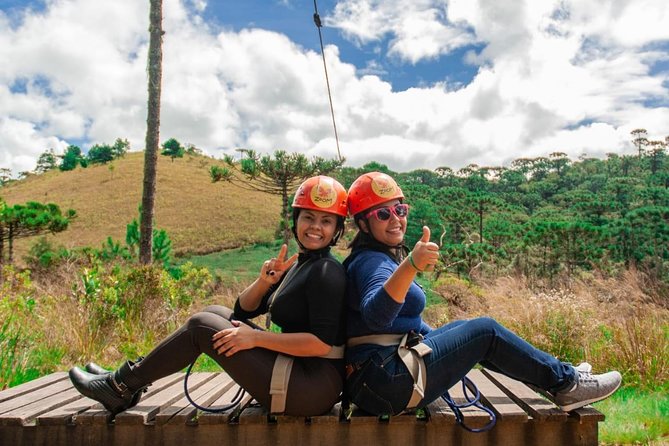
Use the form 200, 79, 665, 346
424, 397, 456, 423
309, 401, 342, 424
0, 387, 84, 426
115, 373, 214, 425
157, 372, 235, 425
37, 394, 98, 426
0, 372, 68, 404
197, 383, 253, 425
0, 378, 73, 416
570, 406, 605, 423
482, 369, 567, 421
73, 372, 184, 426
346, 404, 384, 425
238, 403, 268, 425
466, 369, 528, 422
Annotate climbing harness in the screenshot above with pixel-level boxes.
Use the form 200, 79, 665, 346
346, 333, 497, 432
312, 0, 342, 162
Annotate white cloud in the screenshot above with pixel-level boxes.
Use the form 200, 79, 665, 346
0, 0, 668, 178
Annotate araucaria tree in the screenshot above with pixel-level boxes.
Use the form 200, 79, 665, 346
210, 149, 344, 244
0, 199, 76, 266
140, 0, 164, 265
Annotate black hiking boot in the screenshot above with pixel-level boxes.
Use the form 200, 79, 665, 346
84, 360, 145, 407
69, 359, 147, 415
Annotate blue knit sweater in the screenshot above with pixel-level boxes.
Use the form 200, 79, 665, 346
344, 249, 432, 363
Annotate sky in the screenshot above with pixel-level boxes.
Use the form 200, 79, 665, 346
1, 0, 668, 176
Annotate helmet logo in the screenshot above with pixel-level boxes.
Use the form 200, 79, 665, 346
310, 178, 337, 208
371, 175, 397, 198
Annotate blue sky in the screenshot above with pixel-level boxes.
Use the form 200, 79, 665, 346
1, 0, 668, 175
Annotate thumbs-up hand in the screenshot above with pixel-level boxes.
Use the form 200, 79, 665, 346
410, 226, 440, 272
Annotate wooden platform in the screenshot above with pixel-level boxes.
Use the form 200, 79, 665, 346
0, 369, 604, 446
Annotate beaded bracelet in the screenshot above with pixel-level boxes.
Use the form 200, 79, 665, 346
408, 251, 423, 272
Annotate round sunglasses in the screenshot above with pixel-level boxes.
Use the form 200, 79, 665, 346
364, 203, 410, 221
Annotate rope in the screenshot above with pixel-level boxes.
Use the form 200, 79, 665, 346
184, 358, 246, 413
313, 0, 342, 162
440, 376, 497, 433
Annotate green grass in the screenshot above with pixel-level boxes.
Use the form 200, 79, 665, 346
181, 239, 298, 284
596, 386, 669, 445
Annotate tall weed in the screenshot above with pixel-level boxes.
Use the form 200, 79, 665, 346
0, 266, 37, 389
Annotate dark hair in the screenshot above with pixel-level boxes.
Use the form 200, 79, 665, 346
291, 208, 345, 248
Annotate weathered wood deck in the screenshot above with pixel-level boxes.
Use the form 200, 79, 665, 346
0, 369, 604, 446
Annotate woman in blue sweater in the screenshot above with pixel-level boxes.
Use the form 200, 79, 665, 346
343, 171, 621, 421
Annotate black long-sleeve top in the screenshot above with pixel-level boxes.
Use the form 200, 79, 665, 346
233, 248, 346, 347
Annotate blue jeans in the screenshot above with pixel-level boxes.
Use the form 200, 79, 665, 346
346, 317, 576, 415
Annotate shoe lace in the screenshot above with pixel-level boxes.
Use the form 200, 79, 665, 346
578, 371, 598, 385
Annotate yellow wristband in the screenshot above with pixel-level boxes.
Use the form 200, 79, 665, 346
408, 252, 423, 272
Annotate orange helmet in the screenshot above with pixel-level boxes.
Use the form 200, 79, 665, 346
347, 172, 404, 216
292, 175, 348, 217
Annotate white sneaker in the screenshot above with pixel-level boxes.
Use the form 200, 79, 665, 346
575, 362, 592, 373
554, 366, 621, 412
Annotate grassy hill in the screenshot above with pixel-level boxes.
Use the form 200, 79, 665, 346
0, 152, 281, 260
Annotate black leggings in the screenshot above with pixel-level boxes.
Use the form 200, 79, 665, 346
132, 305, 343, 416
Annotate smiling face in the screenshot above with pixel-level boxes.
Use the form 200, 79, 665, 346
295, 209, 338, 251
360, 199, 406, 247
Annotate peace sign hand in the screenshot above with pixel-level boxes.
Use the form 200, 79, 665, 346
259, 244, 298, 285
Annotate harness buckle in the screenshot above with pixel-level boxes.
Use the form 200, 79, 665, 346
405, 330, 424, 348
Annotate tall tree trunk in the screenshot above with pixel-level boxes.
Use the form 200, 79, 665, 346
140, 0, 164, 265
282, 186, 291, 245
8, 224, 14, 264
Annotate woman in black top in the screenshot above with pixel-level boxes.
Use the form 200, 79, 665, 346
69, 175, 348, 416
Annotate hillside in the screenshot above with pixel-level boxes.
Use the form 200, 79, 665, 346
0, 152, 281, 259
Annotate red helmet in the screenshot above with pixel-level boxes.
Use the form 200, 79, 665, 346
347, 172, 404, 216
292, 176, 348, 217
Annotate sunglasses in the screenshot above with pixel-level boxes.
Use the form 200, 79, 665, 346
365, 203, 410, 221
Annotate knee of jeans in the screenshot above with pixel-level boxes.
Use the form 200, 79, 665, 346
471, 316, 502, 335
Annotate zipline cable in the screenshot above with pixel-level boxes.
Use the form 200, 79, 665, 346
313, 0, 343, 162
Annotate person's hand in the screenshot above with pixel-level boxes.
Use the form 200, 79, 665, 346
212, 320, 257, 357
259, 244, 298, 285
410, 226, 440, 272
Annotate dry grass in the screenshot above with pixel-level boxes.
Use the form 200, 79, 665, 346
427, 270, 669, 387
0, 152, 280, 262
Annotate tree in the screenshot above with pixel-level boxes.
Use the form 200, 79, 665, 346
35, 148, 58, 173
210, 149, 343, 244
0, 199, 76, 265
111, 138, 130, 158
631, 128, 649, 158
0, 168, 12, 186
87, 143, 114, 164
59, 145, 87, 171
140, 0, 164, 265
161, 137, 185, 161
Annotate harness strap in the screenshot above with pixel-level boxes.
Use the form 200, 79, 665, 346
269, 354, 294, 414
397, 333, 432, 409
321, 344, 345, 359
268, 344, 345, 414
347, 333, 432, 410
